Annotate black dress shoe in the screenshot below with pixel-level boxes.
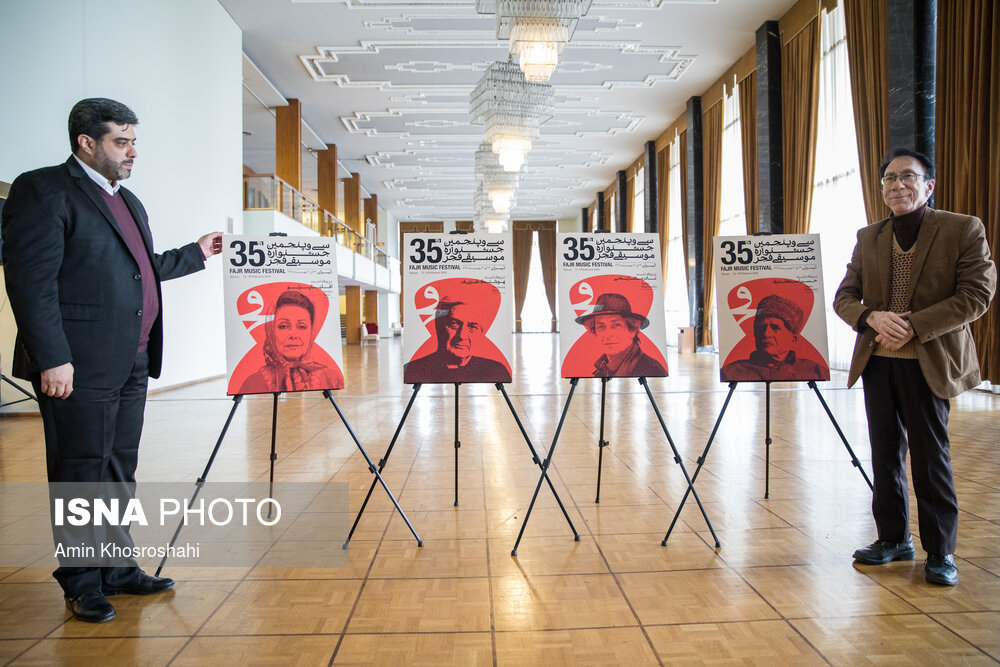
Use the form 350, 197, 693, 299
103, 571, 175, 596
925, 554, 959, 586
853, 537, 916, 565
65, 591, 116, 623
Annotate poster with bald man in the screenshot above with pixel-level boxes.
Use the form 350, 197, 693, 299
558, 233, 669, 379
714, 234, 831, 383
402, 233, 512, 384
222, 235, 345, 395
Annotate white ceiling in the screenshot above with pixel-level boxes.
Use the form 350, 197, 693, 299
221, 0, 799, 223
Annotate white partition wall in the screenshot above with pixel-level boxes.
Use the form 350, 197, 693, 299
0, 0, 243, 390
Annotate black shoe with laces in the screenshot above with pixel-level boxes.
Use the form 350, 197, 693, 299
852, 537, 916, 565
65, 591, 116, 623
925, 554, 958, 586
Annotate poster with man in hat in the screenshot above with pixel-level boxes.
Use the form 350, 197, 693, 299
558, 233, 669, 379
713, 234, 831, 383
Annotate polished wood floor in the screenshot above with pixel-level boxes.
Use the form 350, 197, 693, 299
1, 335, 998, 665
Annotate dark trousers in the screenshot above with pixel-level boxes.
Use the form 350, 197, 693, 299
861, 356, 957, 555
34, 351, 149, 596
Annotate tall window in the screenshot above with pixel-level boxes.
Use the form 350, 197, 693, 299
810, 2, 866, 370
520, 232, 551, 332
712, 83, 748, 347
608, 192, 616, 231
664, 140, 690, 337
632, 166, 645, 232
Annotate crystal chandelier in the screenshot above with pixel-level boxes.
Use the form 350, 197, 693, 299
474, 183, 510, 233
470, 60, 553, 172
475, 143, 519, 214
477, 0, 592, 82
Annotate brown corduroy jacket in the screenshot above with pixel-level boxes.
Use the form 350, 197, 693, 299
834, 208, 996, 399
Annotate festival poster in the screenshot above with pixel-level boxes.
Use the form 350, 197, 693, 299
402, 233, 513, 384
558, 233, 669, 379
223, 235, 345, 395
714, 234, 831, 383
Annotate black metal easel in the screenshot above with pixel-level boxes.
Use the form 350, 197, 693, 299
156, 389, 421, 574
512, 376, 717, 556
660, 380, 873, 547
344, 381, 580, 548
595, 377, 611, 502
0, 374, 36, 409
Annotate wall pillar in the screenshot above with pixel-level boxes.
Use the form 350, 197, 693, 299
644, 140, 658, 233
345, 285, 362, 345
343, 173, 362, 234
685, 96, 705, 342
275, 99, 301, 191
317, 143, 338, 227
887, 0, 936, 166
363, 290, 379, 331
755, 21, 783, 234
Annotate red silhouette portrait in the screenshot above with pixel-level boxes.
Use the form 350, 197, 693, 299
404, 278, 511, 384
719, 278, 830, 382
227, 282, 344, 395
561, 274, 668, 379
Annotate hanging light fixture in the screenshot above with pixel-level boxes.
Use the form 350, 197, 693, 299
477, 0, 592, 82
474, 183, 510, 233
470, 60, 553, 172
475, 143, 519, 214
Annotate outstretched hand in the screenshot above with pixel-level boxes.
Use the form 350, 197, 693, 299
198, 232, 224, 259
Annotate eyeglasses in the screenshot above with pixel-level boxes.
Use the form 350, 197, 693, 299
880, 171, 925, 187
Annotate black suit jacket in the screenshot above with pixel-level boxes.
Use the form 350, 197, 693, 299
1, 157, 204, 387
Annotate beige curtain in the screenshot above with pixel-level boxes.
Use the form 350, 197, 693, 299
536, 223, 558, 331
657, 146, 670, 285
738, 71, 759, 234
701, 102, 724, 346
844, 0, 889, 225
512, 225, 533, 333
936, 0, 1000, 384
781, 16, 821, 235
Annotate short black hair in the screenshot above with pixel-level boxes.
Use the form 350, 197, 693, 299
880, 147, 935, 179
68, 98, 139, 153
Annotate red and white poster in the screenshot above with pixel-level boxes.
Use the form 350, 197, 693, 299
223, 236, 345, 395
714, 234, 831, 383
558, 233, 669, 379
402, 234, 512, 384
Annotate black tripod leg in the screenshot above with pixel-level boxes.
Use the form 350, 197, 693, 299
764, 381, 771, 500
344, 384, 421, 547
156, 394, 244, 576
454, 382, 461, 507
267, 393, 279, 519
662, 382, 736, 546
640, 378, 720, 548
324, 391, 423, 547
596, 377, 610, 503
0, 374, 37, 407
512, 378, 579, 556
809, 381, 874, 490
496, 383, 580, 540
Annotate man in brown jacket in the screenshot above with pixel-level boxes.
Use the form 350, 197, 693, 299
834, 148, 996, 586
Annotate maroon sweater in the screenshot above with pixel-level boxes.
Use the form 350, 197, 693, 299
97, 187, 159, 353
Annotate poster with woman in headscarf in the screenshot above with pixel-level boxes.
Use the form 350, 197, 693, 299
558, 233, 669, 379
714, 234, 830, 383
222, 236, 344, 395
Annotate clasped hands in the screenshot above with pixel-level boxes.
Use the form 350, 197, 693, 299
867, 310, 914, 350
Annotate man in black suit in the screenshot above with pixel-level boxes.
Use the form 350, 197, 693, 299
1, 98, 222, 622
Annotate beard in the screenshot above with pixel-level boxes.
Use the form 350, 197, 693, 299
92, 145, 133, 183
